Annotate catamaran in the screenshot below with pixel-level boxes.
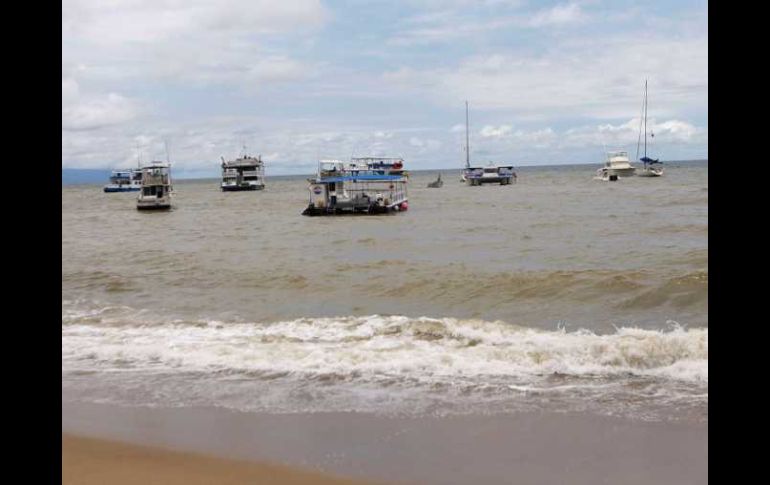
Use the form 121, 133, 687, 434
221, 150, 266, 191
459, 101, 517, 186
301, 157, 409, 216
136, 162, 173, 210
636, 79, 664, 177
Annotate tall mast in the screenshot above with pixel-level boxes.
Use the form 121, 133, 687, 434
465, 100, 470, 168
644, 79, 647, 158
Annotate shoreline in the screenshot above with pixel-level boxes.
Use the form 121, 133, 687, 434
63, 401, 707, 485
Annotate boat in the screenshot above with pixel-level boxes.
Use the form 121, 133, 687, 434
636, 79, 664, 177
103, 168, 142, 192
136, 161, 173, 210
595, 151, 636, 179
459, 101, 517, 186
593, 171, 619, 182
464, 163, 517, 186
301, 158, 409, 216
221, 150, 266, 191
427, 173, 443, 188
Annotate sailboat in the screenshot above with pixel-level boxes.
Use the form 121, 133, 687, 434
459, 101, 516, 186
636, 79, 664, 177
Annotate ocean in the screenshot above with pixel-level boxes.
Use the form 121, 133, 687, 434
62, 162, 707, 424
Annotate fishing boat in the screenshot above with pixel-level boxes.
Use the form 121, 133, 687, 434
103, 168, 142, 192
459, 101, 517, 186
427, 173, 443, 188
221, 150, 266, 191
595, 151, 636, 179
636, 80, 664, 177
136, 161, 173, 210
301, 158, 409, 216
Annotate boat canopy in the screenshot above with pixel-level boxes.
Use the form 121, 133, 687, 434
640, 156, 661, 164
318, 174, 405, 183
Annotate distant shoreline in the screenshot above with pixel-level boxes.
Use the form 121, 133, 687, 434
62, 159, 708, 185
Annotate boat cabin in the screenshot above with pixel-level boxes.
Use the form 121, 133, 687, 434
104, 169, 142, 192
221, 155, 265, 191
137, 162, 172, 210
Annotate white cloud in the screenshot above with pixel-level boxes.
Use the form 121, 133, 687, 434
383, 32, 707, 120
62, 76, 140, 131
480, 124, 512, 138
63, 0, 326, 88
529, 2, 586, 27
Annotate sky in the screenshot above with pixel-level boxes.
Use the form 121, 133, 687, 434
62, 0, 708, 177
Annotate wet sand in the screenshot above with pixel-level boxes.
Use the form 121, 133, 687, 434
63, 402, 707, 485
63, 434, 378, 485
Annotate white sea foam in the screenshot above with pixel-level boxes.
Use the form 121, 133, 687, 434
62, 314, 708, 384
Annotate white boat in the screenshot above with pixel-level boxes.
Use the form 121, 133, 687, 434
137, 162, 173, 210
593, 171, 619, 182
221, 150, 265, 191
636, 79, 664, 177
459, 101, 517, 186
596, 151, 636, 178
103, 168, 142, 192
302, 158, 408, 216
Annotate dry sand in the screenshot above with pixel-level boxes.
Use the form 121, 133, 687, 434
63, 433, 379, 485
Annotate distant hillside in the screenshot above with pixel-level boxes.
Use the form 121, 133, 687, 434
62, 169, 111, 185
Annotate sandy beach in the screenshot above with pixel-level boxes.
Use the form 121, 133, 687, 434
63, 401, 707, 485
63, 433, 379, 485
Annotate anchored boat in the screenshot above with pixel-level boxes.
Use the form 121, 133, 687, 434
595, 151, 636, 179
459, 101, 517, 186
137, 162, 173, 210
301, 158, 409, 216
103, 168, 142, 192
636, 80, 664, 177
463, 163, 516, 186
221, 151, 266, 191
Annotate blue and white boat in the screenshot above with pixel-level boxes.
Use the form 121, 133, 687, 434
302, 158, 409, 216
636, 80, 664, 178
103, 169, 142, 192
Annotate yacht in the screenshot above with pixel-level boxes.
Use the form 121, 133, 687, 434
137, 162, 173, 210
103, 169, 142, 192
596, 151, 636, 178
221, 152, 266, 191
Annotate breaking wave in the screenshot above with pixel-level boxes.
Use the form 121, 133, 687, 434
62, 313, 707, 383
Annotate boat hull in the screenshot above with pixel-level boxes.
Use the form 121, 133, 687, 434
137, 204, 171, 210
302, 201, 407, 216
604, 168, 636, 177
221, 184, 265, 192
466, 176, 514, 186
104, 186, 140, 193
637, 168, 663, 177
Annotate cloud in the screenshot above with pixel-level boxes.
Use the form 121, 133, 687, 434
529, 2, 586, 27
383, 32, 707, 120
63, 1, 326, 89
62, 76, 140, 131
